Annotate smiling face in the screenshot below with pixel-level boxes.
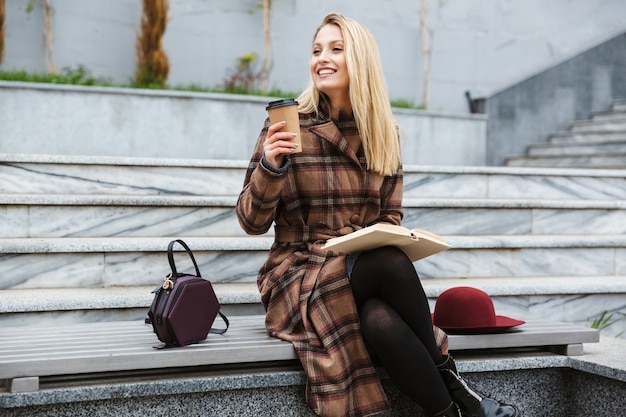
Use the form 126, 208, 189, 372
310, 24, 350, 107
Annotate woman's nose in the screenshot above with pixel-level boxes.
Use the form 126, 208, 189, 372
317, 48, 330, 62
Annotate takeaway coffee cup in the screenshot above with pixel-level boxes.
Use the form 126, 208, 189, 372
266, 98, 301, 153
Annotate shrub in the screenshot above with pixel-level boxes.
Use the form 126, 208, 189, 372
135, 0, 170, 88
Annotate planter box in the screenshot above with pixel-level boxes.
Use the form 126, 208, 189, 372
0, 81, 487, 165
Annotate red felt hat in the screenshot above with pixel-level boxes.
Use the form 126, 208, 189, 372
432, 286, 525, 334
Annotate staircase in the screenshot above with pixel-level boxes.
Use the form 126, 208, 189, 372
1, 153, 625, 337
505, 99, 626, 168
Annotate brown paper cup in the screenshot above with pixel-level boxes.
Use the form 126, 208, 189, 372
266, 98, 301, 153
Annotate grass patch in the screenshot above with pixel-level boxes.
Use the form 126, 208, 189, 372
391, 98, 425, 110
0, 67, 115, 86
0, 67, 299, 98
0, 67, 424, 109
589, 310, 625, 337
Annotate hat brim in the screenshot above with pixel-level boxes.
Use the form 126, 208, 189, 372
432, 314, 525, 334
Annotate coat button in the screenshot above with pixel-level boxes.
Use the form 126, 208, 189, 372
350, 214, 360, 224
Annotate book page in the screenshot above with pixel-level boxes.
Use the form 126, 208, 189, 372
322, 224, 450, 262
411, 228, 446, 243
321, 224, 410, 248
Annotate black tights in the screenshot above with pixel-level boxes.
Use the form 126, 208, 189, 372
350, 246, 451, 415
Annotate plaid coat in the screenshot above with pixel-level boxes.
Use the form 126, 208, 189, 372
236, 111, 448, 417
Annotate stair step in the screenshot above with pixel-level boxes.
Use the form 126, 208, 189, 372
1, 194, 247, 238
0, 283, 265, 327
511, 100, 626, 169
402, 198, 626, 235
548, 131, 626, 144
3, 154, 626, 200
0, 153, 248, 196
590, 109, 626, 122
527, 140, 626, 157
505, 154, 626, 169
612, 100, 626, 112
0, 283, 260, 314
4, 194, 624, 237
570, 119, 626, 134
2, 277, 625, 337
402, 165, 626, 200
4, 276, 624, 313
0, 276, 626, 314
0, 235, 624, 289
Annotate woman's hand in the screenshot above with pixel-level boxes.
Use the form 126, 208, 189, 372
263, 121, 300, 169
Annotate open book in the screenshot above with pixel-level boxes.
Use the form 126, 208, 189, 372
322, 223, 451, 262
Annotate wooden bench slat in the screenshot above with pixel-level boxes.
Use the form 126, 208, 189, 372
447, 321, 599, 350
0, 321, 284, 360
0, 318, 297, 380
0, 316, 295, 380
1, 338, 292, 361
3, 326, 270, 347
1, 317, 254, 342
1, 321, 598, 360
2, 317, 246, 338
0, 316, 599, 388
1, 339, 295, 365
0, 344, 299, 381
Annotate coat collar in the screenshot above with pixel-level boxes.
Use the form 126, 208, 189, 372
309, 121, 363, 168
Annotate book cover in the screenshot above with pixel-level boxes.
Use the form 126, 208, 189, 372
322, 223, 451, 262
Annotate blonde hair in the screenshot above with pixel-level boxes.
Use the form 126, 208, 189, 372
297, 13, 401, 176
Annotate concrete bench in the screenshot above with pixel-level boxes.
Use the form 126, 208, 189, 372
1, 315, 599, 394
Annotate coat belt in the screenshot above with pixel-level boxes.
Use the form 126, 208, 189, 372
274, 225, 357, 243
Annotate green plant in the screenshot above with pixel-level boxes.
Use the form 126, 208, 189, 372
0, 68, 301, 99
589, 310, 625, 337
60, 65, 111, 85
223, 52, 263, 94
389, 99, 428, 110
135, 0, 170, 88
0, 66, 112, 86
0, 68, 421, 109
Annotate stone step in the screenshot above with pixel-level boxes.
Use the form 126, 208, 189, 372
402, 198, 626, 235
1, 194, 246, 238
0, 283, 265, 327
504, 154, 626, 169
612, 100, 626, 112
527, 140, 626, 157
548, 131, 626, 144
0, 153, 248, 196
590, 109, 626, 122
402, 166, 626, 200
2, 153, 626, 200
1, 235, 624, 290
2, 276, 625, 338
3, 194, 625, 237
570, 119, 626, 134
510, 100, 626, 169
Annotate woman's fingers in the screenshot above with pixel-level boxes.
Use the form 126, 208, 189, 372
264, 121, 300, 168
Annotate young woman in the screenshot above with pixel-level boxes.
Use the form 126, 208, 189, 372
236, 12, 521, 417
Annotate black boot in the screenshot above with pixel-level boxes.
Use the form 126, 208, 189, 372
437, 355, 521, 417
433, 402, 462, 417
